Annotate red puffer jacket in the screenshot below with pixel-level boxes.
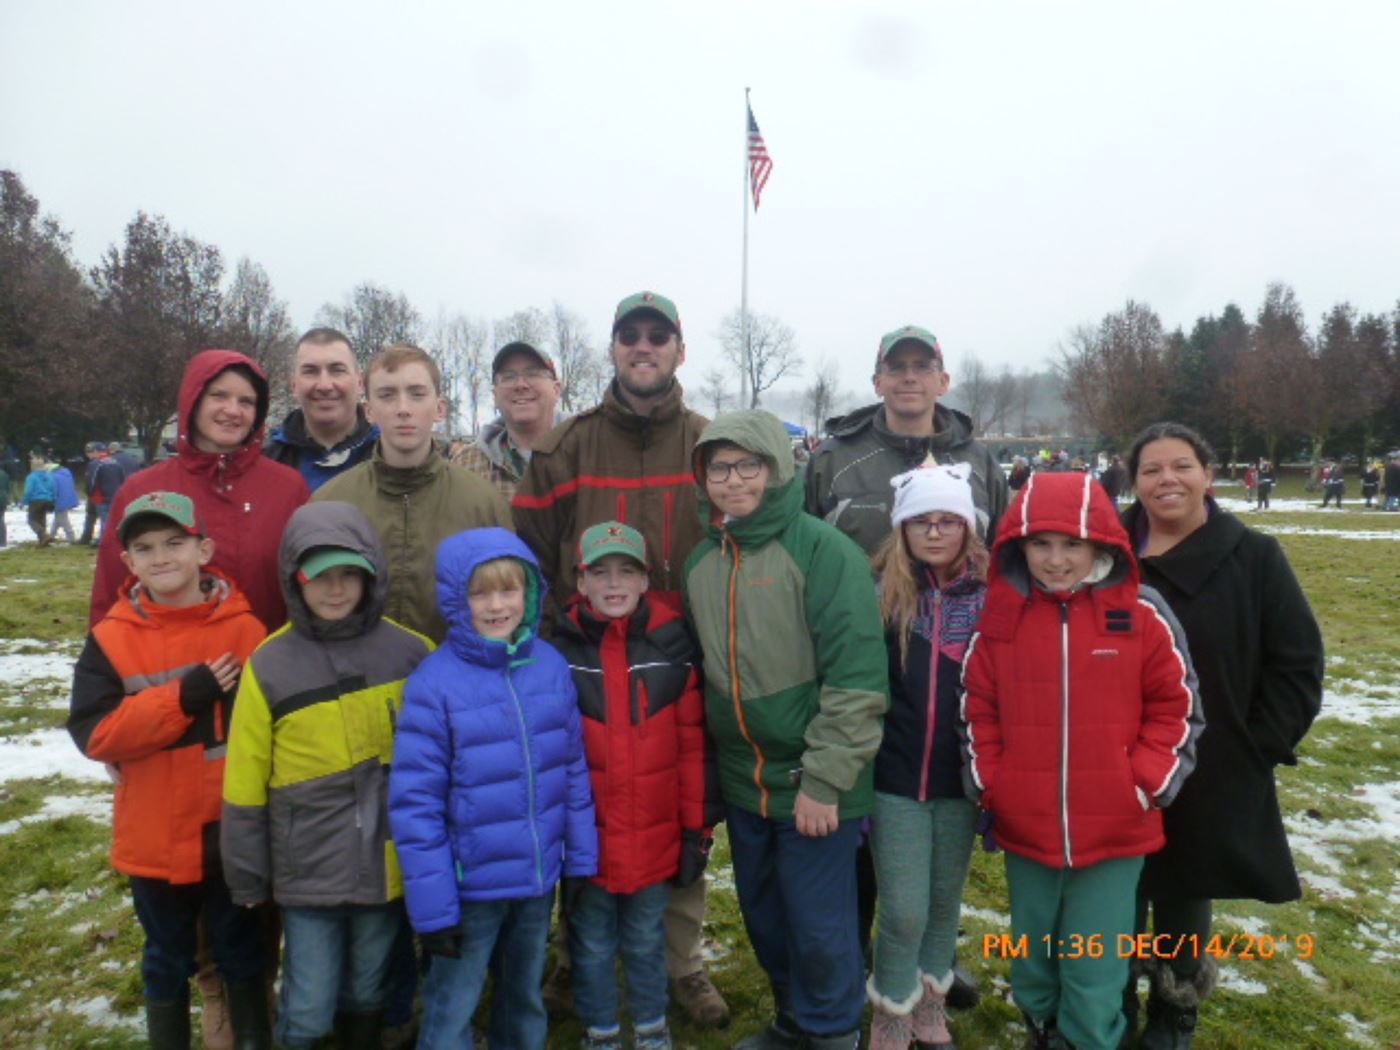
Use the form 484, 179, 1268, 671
960, 471, 1203, 870
91, 350, 310, 631
552, 591, 716, 894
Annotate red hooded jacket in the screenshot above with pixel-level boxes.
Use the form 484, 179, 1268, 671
91, 350, 310, 631
959, 471, 1203, 870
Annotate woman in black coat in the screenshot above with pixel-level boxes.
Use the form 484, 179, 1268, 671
1120, 422, 1323, 1049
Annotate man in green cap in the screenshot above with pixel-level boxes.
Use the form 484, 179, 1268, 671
514, 291, 728, 1029
804, 324, 1007, 1013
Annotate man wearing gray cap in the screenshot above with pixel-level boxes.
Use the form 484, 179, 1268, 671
452, 341, 562, 501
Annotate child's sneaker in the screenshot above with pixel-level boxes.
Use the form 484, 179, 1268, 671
581, 1024, 623, 1050
634, 1018, 673, 1050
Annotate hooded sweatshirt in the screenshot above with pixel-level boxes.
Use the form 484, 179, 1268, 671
683, 410, 888, 822
90, 350, 311, 630
221, 501, 434, 907
389, 528, 597, 935
959, 471, 1204, 870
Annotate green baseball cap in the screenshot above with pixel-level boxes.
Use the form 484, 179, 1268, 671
576, 521, 649, 569
491, 341, 557, 378
876, 325, 943, 370
118, 491, 203, 544
613, 291, 682, 336
296, 547, 376, 585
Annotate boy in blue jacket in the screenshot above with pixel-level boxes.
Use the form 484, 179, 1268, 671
389, 527, 597, 1050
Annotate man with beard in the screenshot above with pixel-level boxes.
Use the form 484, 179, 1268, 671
265, 328, 378, 491
514, 291, 729, 1031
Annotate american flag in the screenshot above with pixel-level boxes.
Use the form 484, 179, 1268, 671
748, 105, 773, 210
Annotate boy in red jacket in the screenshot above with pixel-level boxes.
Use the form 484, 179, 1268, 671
960, 472, 1203, 1050
551, 522, 714, 1050
67, 492, 270, 1048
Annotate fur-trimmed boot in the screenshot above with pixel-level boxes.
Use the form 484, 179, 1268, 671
1118, 958, 1148, 1050
1140, 955, 1217, 1050
867, 975, 919, 1050
226, 978, 272, 1050
1021, 1012, 1061, 1050
911, 971, 955, 1049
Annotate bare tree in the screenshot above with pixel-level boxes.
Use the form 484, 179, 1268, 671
719, 308, 803, 407
550, 301, 602, 412
1055, 301, 1169, 448
90, 212, 226, 458
951, 353, 995, 435
317, 283, 422, 368
428, 311, 489, 435
698, 368, 732, 418
223, 257, 296, 421
803, 358, 842, 436
493, 307, 551, 350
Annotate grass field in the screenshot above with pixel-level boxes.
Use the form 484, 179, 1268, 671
1, 487, 1397, 1048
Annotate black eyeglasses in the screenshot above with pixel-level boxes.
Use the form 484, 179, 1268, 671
616, 326, 674, 347
905, 515, 966, 536
705, 457, 765, 483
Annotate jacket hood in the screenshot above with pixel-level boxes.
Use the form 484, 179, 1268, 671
279, 501, 388, 640
990, 471, 1135, 597
112, 567, 249, 627
177, 349, 271, 461
435, 527, 547, 665
693, 409, 801, 548
825, 401, 976, 452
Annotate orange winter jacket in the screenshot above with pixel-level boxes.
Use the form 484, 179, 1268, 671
67, 570, 266, 884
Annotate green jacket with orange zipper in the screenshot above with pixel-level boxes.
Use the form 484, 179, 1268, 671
683, 410, 888, 821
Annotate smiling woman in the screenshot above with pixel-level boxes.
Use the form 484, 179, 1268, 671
1120, 421, 1324, 1047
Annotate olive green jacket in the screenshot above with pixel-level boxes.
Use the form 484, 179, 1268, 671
683, 411, 888, 821
313, 445, 513, 643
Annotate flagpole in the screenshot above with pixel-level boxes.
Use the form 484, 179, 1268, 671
740, 86, 751, 409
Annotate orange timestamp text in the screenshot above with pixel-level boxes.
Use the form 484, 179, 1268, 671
981, 931, 1316, 961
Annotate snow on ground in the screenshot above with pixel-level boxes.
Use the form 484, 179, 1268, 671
1215, 965, 1267, 995
1319, 679, 1400, 726
1283, 779, 1400, 901
62, 995, 143, 1034
0, 728, 111, 785
0, 793, 109, 835
0, 638, 79, 698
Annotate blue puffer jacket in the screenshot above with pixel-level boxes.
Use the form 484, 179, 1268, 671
50, 466, 80, 512
389, 527, 597, 935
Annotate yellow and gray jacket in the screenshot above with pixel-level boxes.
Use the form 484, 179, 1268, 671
683, 411, 888, 822
221, 501, 433, 907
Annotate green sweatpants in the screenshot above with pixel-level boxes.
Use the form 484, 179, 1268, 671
1005, 852, 1142, 1050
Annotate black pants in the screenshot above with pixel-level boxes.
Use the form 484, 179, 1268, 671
1134, 889, 1213, 979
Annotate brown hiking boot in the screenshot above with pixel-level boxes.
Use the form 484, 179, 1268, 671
195, 971, 233, 1050
672, 969, 730, 1029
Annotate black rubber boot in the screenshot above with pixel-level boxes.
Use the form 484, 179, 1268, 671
806, 1030, 862, 1050
334, 1009, 384, 1050
145, 991, 191, 1050
1140, 956, 1217, 1050
945, 963, 980, 1011
732, 1010, 804, 1050
226, 978, 272, 1050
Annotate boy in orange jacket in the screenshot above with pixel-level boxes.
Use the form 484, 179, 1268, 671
67, 492, 269, 1048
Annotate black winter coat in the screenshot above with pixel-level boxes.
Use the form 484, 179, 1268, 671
1122, 502, 1323, 902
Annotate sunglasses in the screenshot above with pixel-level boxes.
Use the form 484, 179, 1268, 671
615, 325, 675, 348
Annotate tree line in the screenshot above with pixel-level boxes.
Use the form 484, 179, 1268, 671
1056, 289, 1400, 465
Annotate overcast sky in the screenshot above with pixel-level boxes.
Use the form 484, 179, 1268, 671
4, 0, 1399, 403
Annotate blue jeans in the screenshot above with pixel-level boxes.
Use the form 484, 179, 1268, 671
129, 873, 262, 1001
569, 879, 671, 1032
277, 903, 402, 1049
416, 892, 552, 1050
726, 804, 865, 1037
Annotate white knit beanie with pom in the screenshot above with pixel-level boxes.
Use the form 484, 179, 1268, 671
890, 460, 980, 533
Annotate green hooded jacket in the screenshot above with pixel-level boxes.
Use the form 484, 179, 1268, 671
683, 410, 888, 821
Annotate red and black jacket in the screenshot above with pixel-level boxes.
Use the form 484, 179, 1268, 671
552, 590, 717, 894
959, 472, 1204, 870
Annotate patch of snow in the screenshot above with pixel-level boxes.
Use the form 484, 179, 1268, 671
1293, 958, 1325, 985
0, 793, 111, 835
1255, 525, 1400, 541
0, 639, 79, 688
1220, 914, 1269, 938
1215, 965, 1267, 995
962, 904, 1013, 929
1339, 1012, 1375, 1048
9, 577, 40, 583
1318, 679, 1400, 727
1298, 871, 1354, 899
0, 729, 111, 785
67, 995, 143, 1032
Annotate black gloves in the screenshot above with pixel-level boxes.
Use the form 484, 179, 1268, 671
420, 929, 462, 959
674, 829, 713, 888
562, 876, 589, 916
179, 664, 224, 718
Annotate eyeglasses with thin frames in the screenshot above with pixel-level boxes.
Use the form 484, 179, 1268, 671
615, 326, 675, 348
705, 457, 765, 483
495, 368, 553, 385
880, 359, 943, 377
905, 515, 966, 536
